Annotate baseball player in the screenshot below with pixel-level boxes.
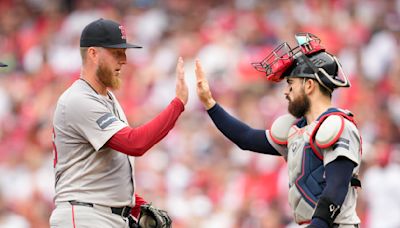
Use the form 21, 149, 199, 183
49, 18, 187, 228
195, 33, 361, 228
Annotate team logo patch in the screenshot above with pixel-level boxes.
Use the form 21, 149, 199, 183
119, 25, 127, 40
97, 113, 118, 129
291, 141, 299, 153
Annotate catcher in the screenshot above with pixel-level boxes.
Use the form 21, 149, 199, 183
195, 33, 362, 228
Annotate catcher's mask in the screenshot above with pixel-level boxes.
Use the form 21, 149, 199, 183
252, 33, 350, 93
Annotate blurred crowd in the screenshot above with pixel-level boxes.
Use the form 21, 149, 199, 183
1, 0, 400, 227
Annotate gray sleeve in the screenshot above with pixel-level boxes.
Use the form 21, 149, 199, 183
66, 94, 127, 151
322, 119, 361, 166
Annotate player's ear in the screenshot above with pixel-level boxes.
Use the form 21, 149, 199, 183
87, 47, 99, 64
303, 78, 316, 95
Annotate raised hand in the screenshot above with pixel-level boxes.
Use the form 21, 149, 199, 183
175, 57, 188, 105
195, 59, 216, 110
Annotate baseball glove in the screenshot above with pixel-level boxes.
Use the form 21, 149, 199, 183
138, 203, 172, 228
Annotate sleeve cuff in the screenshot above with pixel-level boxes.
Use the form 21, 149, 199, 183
206, 103, 219, 114
172, 97, 185, 112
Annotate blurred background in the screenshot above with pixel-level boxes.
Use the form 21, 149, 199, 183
1, 0, 400, 227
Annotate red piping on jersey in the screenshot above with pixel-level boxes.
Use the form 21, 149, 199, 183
71, 205, 76, 228
107, 98, 184, 156
287, 126, 298, 140
315, 115, 345, 149
268, 130, 288, 145
295, 145, 317, 206
299, 221, 311, 225
309, 140, 323, 160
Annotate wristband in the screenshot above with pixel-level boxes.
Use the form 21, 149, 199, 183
312, 196, 341, 227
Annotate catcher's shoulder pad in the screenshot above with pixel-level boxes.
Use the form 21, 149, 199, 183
269, 114, 297, 145
315, 115, 345, 149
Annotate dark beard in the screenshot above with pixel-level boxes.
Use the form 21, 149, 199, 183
287, 90, 310, 118
96, 60, 121, 90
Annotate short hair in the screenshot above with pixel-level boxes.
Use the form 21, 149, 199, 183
313, 79, 332, 98
80, 47, 88, 64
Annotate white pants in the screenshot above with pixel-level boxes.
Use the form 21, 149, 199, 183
49, 202, 130, 228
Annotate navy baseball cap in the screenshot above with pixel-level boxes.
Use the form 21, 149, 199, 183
80, 18, 142, 49
0, 62, 7, 67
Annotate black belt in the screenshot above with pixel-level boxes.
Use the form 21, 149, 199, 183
333, 224, 359, 228
69, 200, 132, 217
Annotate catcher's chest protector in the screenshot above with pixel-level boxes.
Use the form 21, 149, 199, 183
284, 108, 362, 224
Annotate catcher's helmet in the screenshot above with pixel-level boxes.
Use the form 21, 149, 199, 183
252, 33, 350, 93
284, 50, 350, 92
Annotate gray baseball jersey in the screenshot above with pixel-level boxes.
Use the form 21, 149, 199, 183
266, 110, 361, 225
52, 79, 135, 207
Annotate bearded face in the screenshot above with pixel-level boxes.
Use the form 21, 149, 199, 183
96, 58, 121, 90
287, 88, 310, 118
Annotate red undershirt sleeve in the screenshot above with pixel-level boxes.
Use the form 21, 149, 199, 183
106, 98, 184, 156
131, 193, 147, 218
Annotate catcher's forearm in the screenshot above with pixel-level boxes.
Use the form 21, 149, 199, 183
311, 158, 355, 227
207, 104, 280, 155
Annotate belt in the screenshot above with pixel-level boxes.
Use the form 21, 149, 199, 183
69, 200, 132, 217
333, 224, 359, 228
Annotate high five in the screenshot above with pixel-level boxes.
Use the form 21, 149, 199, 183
195, 33, 362, 228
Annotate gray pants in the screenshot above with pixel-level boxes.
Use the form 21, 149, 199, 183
50, 202, 130, 228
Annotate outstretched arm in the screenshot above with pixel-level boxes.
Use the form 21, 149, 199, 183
208, 103, 280, 155
195, 60, 280, 155
107, 57, 187, 156
107, 98, 184, 156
